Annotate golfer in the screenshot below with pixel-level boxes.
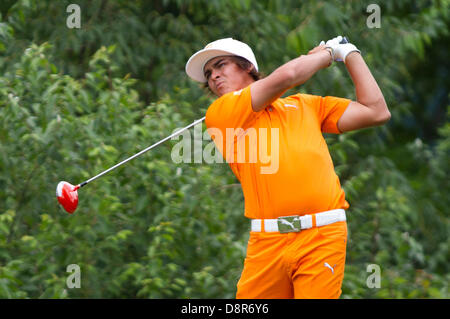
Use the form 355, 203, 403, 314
185, 37, 390, 299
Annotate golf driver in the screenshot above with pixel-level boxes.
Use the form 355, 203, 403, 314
56, 116, 205, 214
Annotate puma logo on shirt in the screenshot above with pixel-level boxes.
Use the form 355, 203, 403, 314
324, 262, 337, 274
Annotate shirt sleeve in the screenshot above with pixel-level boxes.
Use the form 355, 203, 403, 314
318, 95, 351, 134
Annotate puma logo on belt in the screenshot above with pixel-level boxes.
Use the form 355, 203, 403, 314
279, 219, 296, 229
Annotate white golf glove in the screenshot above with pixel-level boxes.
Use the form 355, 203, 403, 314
320, 36, 361, 63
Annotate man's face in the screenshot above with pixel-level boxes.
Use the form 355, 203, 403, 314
203, 56, 254, 97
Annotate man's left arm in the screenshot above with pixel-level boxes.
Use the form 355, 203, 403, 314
337, 51, 391, 133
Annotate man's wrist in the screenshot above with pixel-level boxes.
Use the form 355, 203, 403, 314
326, 48, 334, 65
322, 49, 333, 67
344, 50, 361, 64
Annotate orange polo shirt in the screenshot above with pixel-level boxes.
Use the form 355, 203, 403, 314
205, 85, 351, 219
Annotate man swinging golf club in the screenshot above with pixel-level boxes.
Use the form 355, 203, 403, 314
185, 36, 390, 299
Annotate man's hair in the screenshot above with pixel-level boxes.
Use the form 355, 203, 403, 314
203, 56, 262, 91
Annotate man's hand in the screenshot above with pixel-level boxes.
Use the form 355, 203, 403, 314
323, 36, 361, 63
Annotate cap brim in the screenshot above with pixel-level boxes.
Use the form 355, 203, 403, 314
185, 49, 235, 83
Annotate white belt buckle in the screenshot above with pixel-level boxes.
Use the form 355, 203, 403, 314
277, 215, 301, 233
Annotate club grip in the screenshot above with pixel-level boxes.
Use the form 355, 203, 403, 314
340, 36, 349, 44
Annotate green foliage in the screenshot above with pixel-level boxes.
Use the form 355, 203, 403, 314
0, 0, 448, 298
0, 43, 247, 298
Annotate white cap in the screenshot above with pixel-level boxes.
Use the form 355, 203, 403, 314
185, 38, 258, 83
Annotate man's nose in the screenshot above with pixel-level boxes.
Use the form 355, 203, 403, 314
211, 68, 220, 80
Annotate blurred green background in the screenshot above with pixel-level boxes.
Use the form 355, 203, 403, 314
0, 0, 448, 298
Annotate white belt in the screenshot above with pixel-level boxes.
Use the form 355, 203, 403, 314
251, 209, 346, 233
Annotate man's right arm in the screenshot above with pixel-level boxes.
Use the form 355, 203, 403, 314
250, 49, 332, 112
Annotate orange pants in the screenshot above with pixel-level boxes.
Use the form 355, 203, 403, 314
236, 221, 347, 299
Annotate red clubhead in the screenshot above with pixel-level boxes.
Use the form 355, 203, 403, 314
56, 181, 79, 214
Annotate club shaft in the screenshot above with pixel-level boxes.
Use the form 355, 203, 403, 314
79, 116, 206, 188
